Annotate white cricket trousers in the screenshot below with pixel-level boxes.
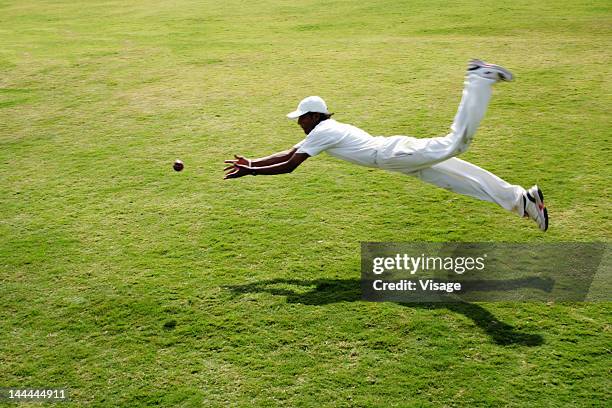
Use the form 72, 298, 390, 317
377, 74, 525, 215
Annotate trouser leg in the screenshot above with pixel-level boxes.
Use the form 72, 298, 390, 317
411, 73, 495, 165
446, 73, 496, 155
379, 74, 496, 173
411, 157, 525, 215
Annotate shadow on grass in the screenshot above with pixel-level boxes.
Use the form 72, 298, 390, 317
225, 278, 544, 346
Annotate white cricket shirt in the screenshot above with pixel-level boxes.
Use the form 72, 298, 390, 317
293, 119, 388, 168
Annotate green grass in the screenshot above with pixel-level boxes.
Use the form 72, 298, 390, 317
1, 0, 611, 406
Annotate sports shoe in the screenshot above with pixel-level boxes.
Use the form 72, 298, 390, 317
522, 185, 548, 231
467, 59, 514, 82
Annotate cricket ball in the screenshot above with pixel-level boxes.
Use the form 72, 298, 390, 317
173, 159, 184, 172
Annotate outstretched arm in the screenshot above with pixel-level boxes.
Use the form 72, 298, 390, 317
224, 150, 309, 179
224, 148, 297, 169
252, 148, 297, 167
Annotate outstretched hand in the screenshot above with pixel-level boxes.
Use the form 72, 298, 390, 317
224, 163, 252, 179
224, 154, 251, 179
224, 154, 250, 167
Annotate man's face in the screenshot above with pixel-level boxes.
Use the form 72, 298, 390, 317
297, 112, 319, 135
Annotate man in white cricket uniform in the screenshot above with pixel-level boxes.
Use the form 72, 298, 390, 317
224, 60, 548, 231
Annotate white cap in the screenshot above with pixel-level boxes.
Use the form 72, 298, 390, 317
286, 96, 329, 119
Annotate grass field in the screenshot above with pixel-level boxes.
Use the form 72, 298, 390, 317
1, 0, 611, 406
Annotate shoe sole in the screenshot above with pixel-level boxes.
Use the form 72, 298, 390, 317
469, 59, 514, 82
533, 186, 549, 232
